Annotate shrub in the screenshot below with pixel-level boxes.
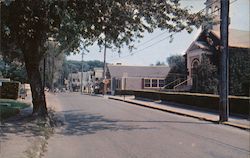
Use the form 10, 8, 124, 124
133, 90, 250, 116
134, 90, 160, 100
115, 90, 134, 96
0, 81, 20, 99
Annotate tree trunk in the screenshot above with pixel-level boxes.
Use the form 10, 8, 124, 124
23, 43, 48, 117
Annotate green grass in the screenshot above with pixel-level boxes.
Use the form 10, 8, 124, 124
0, 99, 31, 120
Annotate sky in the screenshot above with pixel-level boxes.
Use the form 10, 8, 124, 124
67, 0, 250, 66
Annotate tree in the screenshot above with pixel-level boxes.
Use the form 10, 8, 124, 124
0, 59, 28, 83
1, 0, 204, 117
165, 55, 186, 89
192, 54, 218, 94
229, 48, 250, 96
155, 61, 166, 66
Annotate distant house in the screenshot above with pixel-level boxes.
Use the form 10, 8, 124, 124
92, 68, 103, 82
68, 71, 93, 92
107, 65, 170, 94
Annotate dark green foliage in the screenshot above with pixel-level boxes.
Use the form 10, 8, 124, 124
134, 90, 161, 101
64, 60, 104, 73
229, 48, 250, 96
133, 90, 250, 116
0, 82, 20, 99
0, 99, 30, 120
0, 107, 20, 120
0, 60, 28, 83
0, 0, 205, 115
165, 55, 186, 89
115, 90, 135, 96
155, 61, 166, 66
192, 54, 218, 94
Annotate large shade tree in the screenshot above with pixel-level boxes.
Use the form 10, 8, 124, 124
1, 0, 204, 117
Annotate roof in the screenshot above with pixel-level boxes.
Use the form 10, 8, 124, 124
185, 28, 250, 54
107, 65, 170, 78
211, 29, 250, 48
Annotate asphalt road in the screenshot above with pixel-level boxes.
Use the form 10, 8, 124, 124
44, 93, 250, 158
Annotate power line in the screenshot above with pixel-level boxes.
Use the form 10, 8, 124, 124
211, 0, 238, 14
110, 0, 237, 63
134, 0, 220, 48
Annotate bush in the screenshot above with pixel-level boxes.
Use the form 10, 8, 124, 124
134, 90, 160, 100
133, 90, 250, 116
115, 90, 134, 96
0, 81, 20, 99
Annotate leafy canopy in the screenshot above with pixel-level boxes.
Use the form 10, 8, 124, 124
1, 0, 204, 57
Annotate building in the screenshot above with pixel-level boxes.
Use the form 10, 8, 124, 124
107, 65, 170, 95
185, 0, 250, 95
68, 71, 93, 92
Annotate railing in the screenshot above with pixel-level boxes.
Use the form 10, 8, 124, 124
162, 78, 182, 90
173, 78, 192, 90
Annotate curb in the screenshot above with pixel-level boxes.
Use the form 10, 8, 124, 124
108, 97, 250, 131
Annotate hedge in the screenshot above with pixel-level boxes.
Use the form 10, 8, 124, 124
0, 81, 20, 100
115, 90, 135, 96
132, 90, 250, 116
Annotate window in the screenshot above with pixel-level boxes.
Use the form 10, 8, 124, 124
73, 79, 75, 82
214, 6, 219, 15
116, 79, 121, 89
192, 59, 199, 69
159, 79, 165, 87
152, 79, 157, 87
144, 79, 150, 87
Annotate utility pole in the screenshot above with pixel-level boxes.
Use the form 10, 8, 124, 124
80, 51, 84, 94
103, 40, 107, 95
219, 0, 229, 122
43, 57, 46, 88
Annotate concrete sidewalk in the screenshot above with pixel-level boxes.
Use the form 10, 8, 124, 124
108, 95, 250, 130
0, 92, 59, 158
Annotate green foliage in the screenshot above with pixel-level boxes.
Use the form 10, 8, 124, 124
0, 81, 20, 99
115, 90, 135, 96
229, 48, 250, 96
165, 55, 186, 89
0, 59, 28, 83
0, 99, 30, 120
63, 60, 104, 73
0, 99, 31, 108
155, 61, 166, 66
192, 54, 218, 94
0, 0, 205, 115
133, 90, 250, 116
1, 0, 204, 58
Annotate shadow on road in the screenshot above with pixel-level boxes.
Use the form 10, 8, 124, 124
56, 111, 154, 136
53, 109, 213, 136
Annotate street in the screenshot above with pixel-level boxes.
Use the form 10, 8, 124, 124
44, 93, 249, 158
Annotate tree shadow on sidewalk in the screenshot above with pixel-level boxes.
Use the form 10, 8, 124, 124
0, 108, 50, 142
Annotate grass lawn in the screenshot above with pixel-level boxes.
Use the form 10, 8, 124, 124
0, 99, 31, 120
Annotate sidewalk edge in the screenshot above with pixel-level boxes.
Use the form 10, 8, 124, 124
108, 97, 250, 131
